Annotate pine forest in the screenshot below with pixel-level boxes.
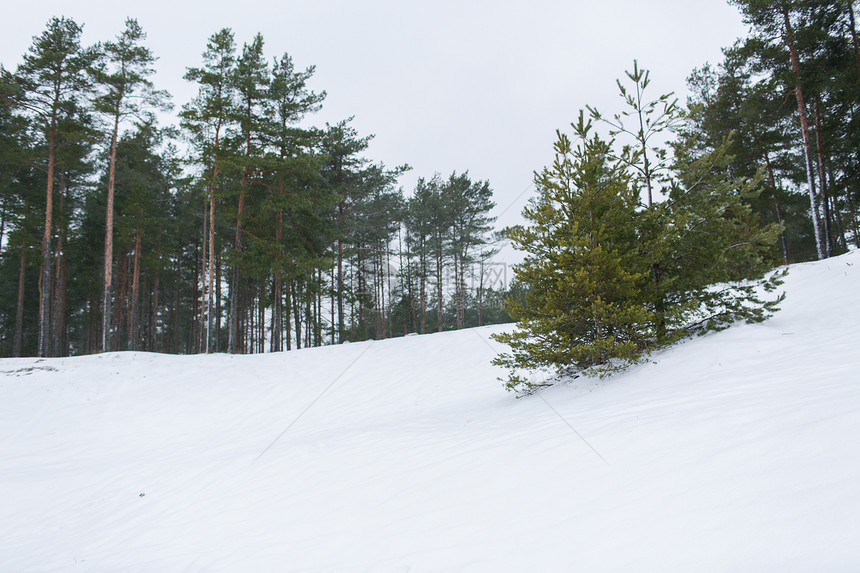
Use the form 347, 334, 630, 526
1, 1, 859, 362
0, 21, 507, 357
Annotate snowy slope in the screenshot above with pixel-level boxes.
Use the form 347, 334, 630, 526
1, 252, 859, 572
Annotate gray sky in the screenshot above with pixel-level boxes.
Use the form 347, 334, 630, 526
2, 0, 747, 232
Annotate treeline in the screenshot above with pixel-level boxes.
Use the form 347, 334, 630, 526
686, 0, 860, 261
0, 18, 508, 357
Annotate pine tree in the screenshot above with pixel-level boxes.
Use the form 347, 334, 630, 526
12, 17, 94, 357
492, 115, 654, 393
441, 172, 496, 329
494, 84, 784, 394
319, 119, 373, 341
93, 18, 170, 352
653, 133, 785, 340
181, 28, 237, 353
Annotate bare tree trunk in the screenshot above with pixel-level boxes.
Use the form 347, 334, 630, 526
784, 7, 825, 259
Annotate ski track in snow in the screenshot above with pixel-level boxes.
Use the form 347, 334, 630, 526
1, 252, 859, 572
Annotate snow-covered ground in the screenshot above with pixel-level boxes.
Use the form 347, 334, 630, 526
2, 252, 859, 572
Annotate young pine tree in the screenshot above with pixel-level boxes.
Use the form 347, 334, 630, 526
492, 115, 654, 394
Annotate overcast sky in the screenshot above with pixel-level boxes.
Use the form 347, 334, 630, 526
1, 0, 748, 232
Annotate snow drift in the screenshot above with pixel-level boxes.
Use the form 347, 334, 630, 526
1, 252, 859, 572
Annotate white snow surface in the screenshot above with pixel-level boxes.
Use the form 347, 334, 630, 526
2, 252, 859, 572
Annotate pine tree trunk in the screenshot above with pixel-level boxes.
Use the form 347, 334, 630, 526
247, 281, 254, 353
317, 268, 323, 346
129, 228, 142, 351
337, 233, 345, 343
420, 249, 427, 334
436, 241, 443, 332
206, 189, 215, 353
199, 201, 207, 353
257, 284, 263, 353
813, 96, 834, 256
87, 296, 97, 354
764, 152, 790, 264
192, 234, 199, 353
272, 274, 282, 352
152, 274, 160, 352
205, 118, 223, 354
825, 157, 848, 250
285, 279, 292, 351
457, 251, 467, 329
330, 265, 336, 345
0, 198, 7, 255
230, 181, 247, 354
51, 176, 66, 357
38, 131, 55, 357
385, 243, 393, 338
173, 256, 180, 354
292, 281, 301, 350
55, 244, 67, 356
783, 7, 825, 259
52, 228, 66, 356
305, 286, 312, 348
14, 254, 26, 357
478, 257, 485, 327
215, 251, 221, 351
102, 113, 120, 353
